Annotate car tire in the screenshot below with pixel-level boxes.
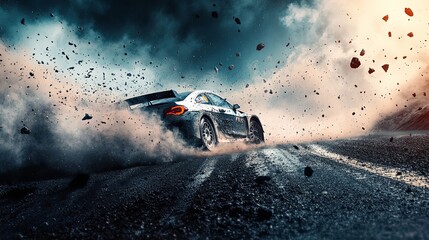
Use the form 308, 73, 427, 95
249, 119, 264, 144
200, 117, 217, 150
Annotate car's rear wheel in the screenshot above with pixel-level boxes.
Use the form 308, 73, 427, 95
249, 119, 264, 144
200, 117, 217, 150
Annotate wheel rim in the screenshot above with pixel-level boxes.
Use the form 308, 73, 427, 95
201, 119, 215, 149
249, 121, 261, 143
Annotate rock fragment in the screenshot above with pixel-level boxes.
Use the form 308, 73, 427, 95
256, 206, 272, 221
304, 166, 313, 177
350, 57, 361, 69
255, 176, 271, 184
20, 127, 31, 134
67, 173, 90, 191
82, 113, 93, 120
256, 43, 265, 51
405, 8, 414, 17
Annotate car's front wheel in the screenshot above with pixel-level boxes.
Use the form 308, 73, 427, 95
249, 119, 264, 144
200, 117, 217, 150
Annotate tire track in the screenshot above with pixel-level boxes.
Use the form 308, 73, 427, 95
308, 144, 429, 188
245, 147, 305, 190
160, 154, 239, 226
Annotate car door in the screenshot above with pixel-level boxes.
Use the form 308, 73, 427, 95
206, 93, 247, 139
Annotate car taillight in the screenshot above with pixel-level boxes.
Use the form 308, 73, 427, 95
164, 105, 188, 116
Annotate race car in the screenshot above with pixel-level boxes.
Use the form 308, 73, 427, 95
123, 90, 264, 150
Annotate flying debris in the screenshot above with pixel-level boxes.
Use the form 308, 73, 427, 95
67, 173, 90, 191
256, 43, 265, 51
50, 13, 55, 17
350, 57, 361, 69
360, 49, 365, 56
368, 68, 375, 74
236, 52, 241, 57
304, 166, 313, 177
382, 64, 389, 72
255, 176, 271, 184
228, 65, 234, 70
20, 18, 26, 25
211, 11, 218, 18
20, 127, 31, 134
405, 8, 414, 17
82, 113, 93, 121
382, 15, 388, 22
407, 32, 414, 38
214, 66, 219, 73
388, 32, 392, 37
234, 17, 241, 24
257, 206, 273, 221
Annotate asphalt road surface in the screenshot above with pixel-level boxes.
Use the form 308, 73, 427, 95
1, 133, 429, 239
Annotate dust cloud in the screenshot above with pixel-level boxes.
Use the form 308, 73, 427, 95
229, 0, 429, 143
0, 44, 196, 180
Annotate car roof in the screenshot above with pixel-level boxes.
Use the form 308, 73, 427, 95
186, 90, 220, 98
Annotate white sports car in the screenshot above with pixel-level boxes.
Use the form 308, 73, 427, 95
123, 90, 264, 150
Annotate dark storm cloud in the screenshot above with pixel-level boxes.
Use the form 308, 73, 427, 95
1, 0, 271, 40
0, 0, 309, 85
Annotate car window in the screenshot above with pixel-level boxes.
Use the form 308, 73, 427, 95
195, 94, 210, 104
206, 93, 232, 109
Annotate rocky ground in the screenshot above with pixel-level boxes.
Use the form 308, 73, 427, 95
1, 132, 429, 239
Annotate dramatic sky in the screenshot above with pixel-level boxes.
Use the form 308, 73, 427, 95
1, 0, 305, 92
0, 0, 428, 174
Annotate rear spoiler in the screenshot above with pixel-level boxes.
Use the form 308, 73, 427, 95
124, 90, 179, 106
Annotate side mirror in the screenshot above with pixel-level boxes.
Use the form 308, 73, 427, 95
232, 104, 240, 110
